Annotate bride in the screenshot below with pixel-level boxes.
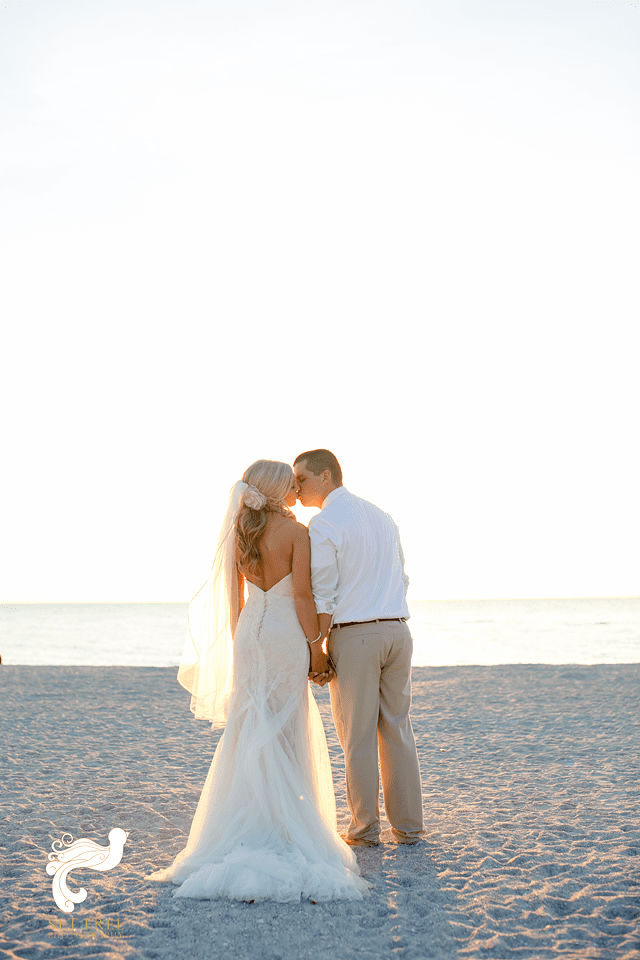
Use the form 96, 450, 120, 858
148, 460, 370, 902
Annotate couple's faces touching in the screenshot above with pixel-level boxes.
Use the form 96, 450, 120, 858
293, 460, 335, 509
284, 482, 298, 508
279, 460, 336, 510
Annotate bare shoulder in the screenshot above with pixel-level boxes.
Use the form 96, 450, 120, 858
267, 513, 304, 543
291, 520, 311, 542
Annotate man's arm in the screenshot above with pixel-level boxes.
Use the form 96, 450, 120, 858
290, 523, 331, 680
318, 612, 332, 640
398, 532, 410, 596
308, 516, 340, 618
308, 517, 340, 685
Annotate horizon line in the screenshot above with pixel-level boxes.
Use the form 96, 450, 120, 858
1, 595, 638, 605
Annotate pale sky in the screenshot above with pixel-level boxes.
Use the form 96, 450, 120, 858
1, 0, 638, 602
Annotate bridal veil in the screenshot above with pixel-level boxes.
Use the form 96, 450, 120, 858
177, 480, 246, 726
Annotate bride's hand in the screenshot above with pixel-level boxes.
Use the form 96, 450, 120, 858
309, 646, 332, 686
309, 667, 334, 686
309, 657, 336, 687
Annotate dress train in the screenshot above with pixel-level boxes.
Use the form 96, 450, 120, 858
148, 574, 369, 902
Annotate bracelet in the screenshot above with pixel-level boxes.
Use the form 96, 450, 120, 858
307, 632, 322, 646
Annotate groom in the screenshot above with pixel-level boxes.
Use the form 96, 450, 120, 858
293, 449, 424, 846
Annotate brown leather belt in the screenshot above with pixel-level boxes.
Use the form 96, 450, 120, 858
331, 618, 407, 629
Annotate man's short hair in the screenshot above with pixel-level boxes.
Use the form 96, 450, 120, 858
294, 449, 343, 486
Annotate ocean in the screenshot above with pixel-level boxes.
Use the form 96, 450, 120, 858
0, 597, 638, 667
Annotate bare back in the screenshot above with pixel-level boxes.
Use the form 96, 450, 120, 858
235, 511, 319, 653
237, 514, 297, 591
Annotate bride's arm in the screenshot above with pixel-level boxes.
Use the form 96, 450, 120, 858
291, 524, 330, 677
235, 542, 246, 620
237, 567, 246, 618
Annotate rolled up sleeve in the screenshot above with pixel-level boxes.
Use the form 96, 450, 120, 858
398, 531, 410, 596
308, 517, 339, 615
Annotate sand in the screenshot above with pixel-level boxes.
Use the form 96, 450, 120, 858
1, 664, 639, 960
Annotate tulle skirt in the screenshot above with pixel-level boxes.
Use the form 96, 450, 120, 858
148, 575, 369, 902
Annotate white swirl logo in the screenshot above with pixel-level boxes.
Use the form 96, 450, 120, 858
46, 829, 129, 913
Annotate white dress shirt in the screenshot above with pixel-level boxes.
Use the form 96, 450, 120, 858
308, 486, 410, 625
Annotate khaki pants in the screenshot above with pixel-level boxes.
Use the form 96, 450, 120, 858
328, 620, 424, 843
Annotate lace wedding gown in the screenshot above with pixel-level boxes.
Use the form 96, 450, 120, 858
149, 573, 369, 902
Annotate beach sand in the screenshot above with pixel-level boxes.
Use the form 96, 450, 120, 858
1, 664, 639, 960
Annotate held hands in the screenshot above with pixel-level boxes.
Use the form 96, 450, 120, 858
308, 634, 335, 687
308, 659, 334, 686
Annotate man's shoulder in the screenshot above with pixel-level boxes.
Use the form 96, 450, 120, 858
320, 488, 397, 527
317, 487, 359, 518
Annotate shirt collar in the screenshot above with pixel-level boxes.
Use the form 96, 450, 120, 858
321, 485, 348, 509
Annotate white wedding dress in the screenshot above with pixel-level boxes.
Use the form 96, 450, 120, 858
149, 573, 369, 902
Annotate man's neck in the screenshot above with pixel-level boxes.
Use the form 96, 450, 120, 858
320, 484, 344, 508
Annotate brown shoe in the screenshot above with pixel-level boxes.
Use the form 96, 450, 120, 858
340, 834, 380, 847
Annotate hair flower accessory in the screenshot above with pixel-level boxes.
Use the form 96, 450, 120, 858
243, 484, 267, 510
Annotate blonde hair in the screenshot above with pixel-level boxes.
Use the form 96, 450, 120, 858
236, 460, 294, 575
